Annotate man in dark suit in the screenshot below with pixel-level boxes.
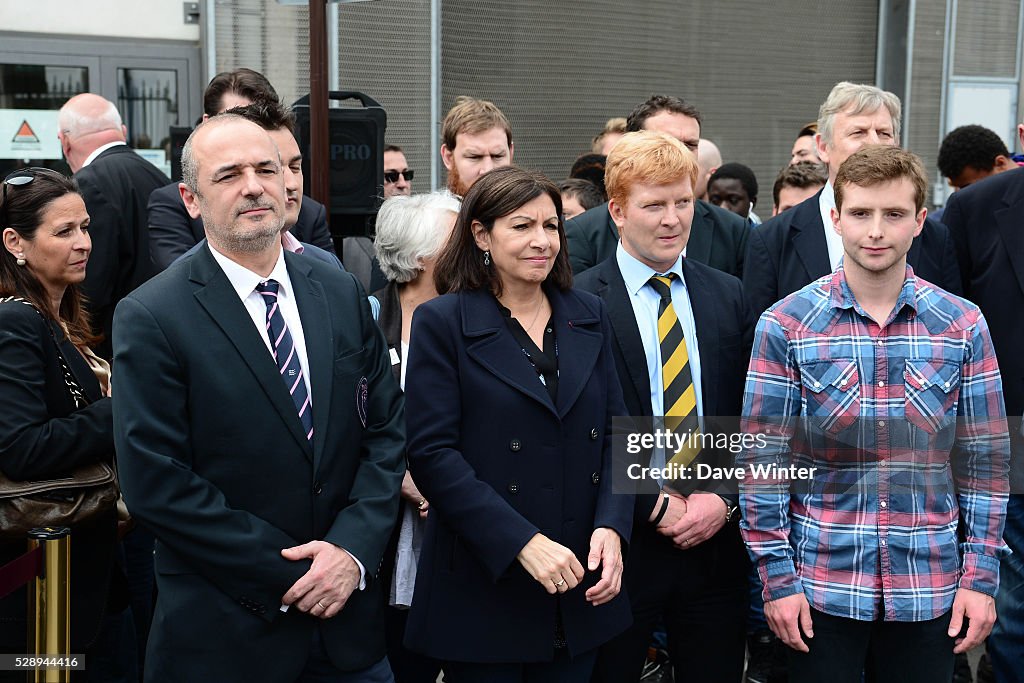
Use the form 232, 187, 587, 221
58, 93, 169, 359
576, 131, 751, 683
566, 95, 749, 279
942, 131, 1024, 682
743, 81, 962, 322
148, 68, 335, 271
112, 114, 405, 681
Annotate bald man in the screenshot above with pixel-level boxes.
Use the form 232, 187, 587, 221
59, 93, 169, 359
696, 138, 722, 200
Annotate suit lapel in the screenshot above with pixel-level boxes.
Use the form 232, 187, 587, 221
550, 289, 602, 418
288, 252, 332, 471
595, 263, 654, 417
790, 192, 832, 282
190, 245, 312, 458
996, 177, 1024, 298
686, 202, 714, 265
682, 260, 718, 414
462, 289, 557, 415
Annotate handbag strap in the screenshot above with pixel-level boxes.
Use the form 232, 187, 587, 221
0, 296, 89, 408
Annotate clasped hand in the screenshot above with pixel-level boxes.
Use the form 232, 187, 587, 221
280, 540, 361, 620
516, 528, 623, 606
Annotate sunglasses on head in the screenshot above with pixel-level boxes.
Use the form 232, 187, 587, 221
384, 169, 414, 183
1, 167, 51, 223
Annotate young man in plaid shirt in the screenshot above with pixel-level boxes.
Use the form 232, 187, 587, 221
739, 145, 1010, 682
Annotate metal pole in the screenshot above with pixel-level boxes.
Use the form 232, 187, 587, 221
28, 527, 71, 683
309, 0, 331, 214
430, 0, 441, 191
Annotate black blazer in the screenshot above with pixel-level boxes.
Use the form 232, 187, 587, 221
372, 281, 403, 385
743, 190, 964, 322
403, 287, 633, 662
575, 256, 751, 516
565, 200, 750, 278
111, 245, 405, 680
0, 301, 117, 652
147, 182, 336, 270
943, 167, 1024, 487
76, 144, 170, 359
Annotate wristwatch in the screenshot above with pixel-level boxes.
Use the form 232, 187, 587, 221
716, 494, 739, 523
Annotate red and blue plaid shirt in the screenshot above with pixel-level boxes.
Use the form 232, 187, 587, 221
740, 265, 1010, 622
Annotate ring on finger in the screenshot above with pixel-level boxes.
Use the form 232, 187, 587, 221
554, 578, 566, 588
317, 599, 328, 610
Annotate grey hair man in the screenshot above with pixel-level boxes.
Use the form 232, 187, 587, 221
741, 81, 962, 322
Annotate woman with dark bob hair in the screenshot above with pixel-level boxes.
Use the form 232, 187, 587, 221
0, 168, 129, 679
403, 166, 633, 681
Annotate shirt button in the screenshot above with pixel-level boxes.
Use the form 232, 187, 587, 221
944, 381, 950, 388
878, 420, 885, 427
881, 539, 887, 546
508, 483, 519, 494
840, 379, 847, 387
878, 381, 885, 387
880, 501, 887, 508
590, 428, 599, 440
814, 381, 821, 388
880, 460, 888, 467
510, 439, 521, 452
877, 340, 883, 346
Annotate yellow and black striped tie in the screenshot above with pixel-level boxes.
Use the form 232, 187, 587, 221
648, 274, 701, 466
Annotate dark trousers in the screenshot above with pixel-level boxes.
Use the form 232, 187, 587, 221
591, 522, 749, 683
385, 606, 442, 683
788, 608, 955, 683
444, 648, 598, 683
297, 629, 394, 683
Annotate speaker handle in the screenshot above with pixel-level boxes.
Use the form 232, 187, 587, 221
292, 91, 382, 108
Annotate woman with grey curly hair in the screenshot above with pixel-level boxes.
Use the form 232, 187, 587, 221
372, 190, 459, 683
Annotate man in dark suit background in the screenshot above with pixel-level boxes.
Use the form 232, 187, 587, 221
576, 131, 751, 682
148, 68, 334, 270
113, 113, 405, 681
942, 122, 1024, 683
566, 95, 749, 279
58, 93, 169, 359
742, 81, 962, 321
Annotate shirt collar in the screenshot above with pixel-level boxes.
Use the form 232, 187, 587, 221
281, 230, 304, 254
827, 261, 920, 316
615, 242, 687, 297
207, 242, 290, 302
819, 180, 836, 212
81, 141, 127, 168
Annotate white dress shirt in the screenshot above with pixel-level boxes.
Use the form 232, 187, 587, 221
818, 181, 845, 271
81, 140, 126, 168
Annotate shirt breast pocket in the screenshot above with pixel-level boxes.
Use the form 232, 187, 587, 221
800, 359, 860, 433
904, 359, 960, 434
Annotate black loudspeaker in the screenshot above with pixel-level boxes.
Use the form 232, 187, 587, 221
169, 126, 192, 182
292, 91, 386, 219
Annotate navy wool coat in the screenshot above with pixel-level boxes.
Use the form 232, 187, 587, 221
403, 286, 634, 663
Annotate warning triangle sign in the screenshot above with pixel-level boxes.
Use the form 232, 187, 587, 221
12, 120, 39, 144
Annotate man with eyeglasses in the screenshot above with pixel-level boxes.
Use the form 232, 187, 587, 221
58, 93, 170, 360
383, 145, 413, 198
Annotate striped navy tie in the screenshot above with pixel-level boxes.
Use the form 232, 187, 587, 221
256, 279, 313, 441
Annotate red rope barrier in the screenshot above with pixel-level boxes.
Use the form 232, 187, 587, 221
0, 546, 42, 599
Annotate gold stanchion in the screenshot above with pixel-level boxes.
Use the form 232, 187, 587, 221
27, 527, 71, 683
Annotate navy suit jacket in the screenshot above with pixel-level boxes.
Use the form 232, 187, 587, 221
147, 182, 335, 270
565, 200, 750, 278
112, 244, 405, 680
743, 190, 963, 322
76, 144, 170, 358
943, 167, 1024, 488
403, 287, 633, 662
575, 255, 751, 515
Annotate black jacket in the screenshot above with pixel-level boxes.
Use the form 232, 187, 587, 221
565, 200, 750, 278
743, 189, 963, 323
76, 144, 170, 359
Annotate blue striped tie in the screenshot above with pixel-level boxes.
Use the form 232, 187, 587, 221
256, 280, 313, 441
